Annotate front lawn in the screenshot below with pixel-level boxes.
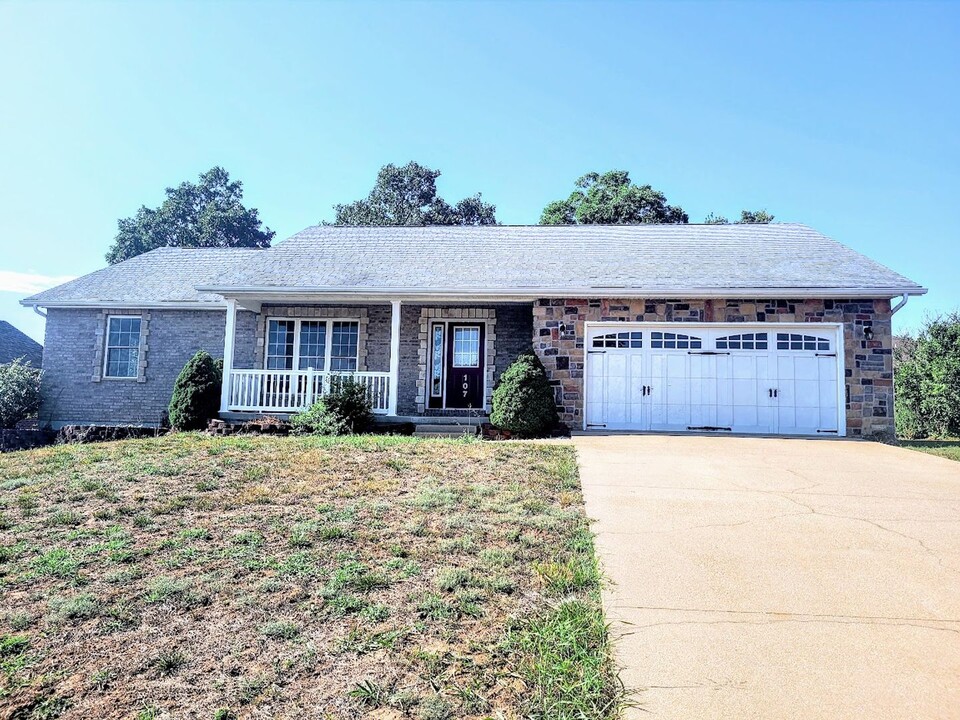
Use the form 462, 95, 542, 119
898, 439, 960, 463
0, 434, 621, 719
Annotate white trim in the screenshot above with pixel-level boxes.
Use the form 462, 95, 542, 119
219, 298, 237, 413
195, 285, 928, 299
23, 301, 229, 310
102, 314, 143, 380
582, 321, 846, 437
388, 300, 401, 416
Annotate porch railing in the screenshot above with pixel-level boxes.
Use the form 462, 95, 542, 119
226, 369, 391, 415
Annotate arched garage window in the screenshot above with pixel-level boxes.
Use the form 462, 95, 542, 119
776, 333, 830, 351
592, 331, 642, 348
716, 332, 768, 350
650, 331, 702, 349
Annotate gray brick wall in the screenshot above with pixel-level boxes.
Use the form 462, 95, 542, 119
40, 303, 534, 425
41, 308, 227, 427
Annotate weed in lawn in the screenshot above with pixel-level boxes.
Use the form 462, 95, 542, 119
31, 548, 82, 581
0, 633, 30, 658
45, 508, 83, 527
535, 555, 600, 595
360, 603, 390, 622
323, 590, 368, 615
48, 593, 100, 621
389, 543, 408, 558
196, 478, 219, 492
238, 675, 268, 705
0, 477, 30, 491
21, 695, 71, 719
136, 704, 161, 720
317, 524, 351, 541
434, 567, 472, 592
144, 576, 209, 607
411, 484, 459, 510
335, 627, 406, 655
418, 694, 453, 720
277, 550, 323, 578
349, 678, 389, 707
91, 668, 114, 691
414, 592, 456, 621
213, 709, 236, 720
7, 611, 33, 630
152, 649, 188, 676
260, 620, 300, 640
0, 512, 12, 530
479, 548, 513, 567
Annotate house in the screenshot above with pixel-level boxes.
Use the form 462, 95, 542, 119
21, 223, 925, 437
0, 320, 43, 367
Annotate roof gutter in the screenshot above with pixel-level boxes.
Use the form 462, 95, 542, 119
195, 284, 929, 300
890, 293, 911, 315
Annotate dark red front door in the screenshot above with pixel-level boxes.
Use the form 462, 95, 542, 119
445, 323, 485, 409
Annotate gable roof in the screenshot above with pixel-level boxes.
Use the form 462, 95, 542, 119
0, 321, 42, 367
22, 224, 925, 306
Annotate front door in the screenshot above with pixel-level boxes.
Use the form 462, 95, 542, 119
444, 323, 485, 409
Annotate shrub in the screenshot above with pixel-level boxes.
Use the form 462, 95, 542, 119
168, 351, 222, 431
895, 312, 960, 438
0, 358, 42, 429
290, 377, 372, 435
490, 351, 559, 437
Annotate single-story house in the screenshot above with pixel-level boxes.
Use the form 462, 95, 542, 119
0, 320, 43, 367
21, 223, 925, 437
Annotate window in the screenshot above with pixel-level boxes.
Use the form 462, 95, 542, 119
430, 324, 444, 397
650, 331, 702, 349
716, 332, 768, 350
592, 331, 642, 349
298, 321, 326, 370
104, 316, 142, 378
265, 318, 360, 371
267, 320, 295, 369
776, 332, 830, 351
330, 322, 359, 371
452, 326, 480, 367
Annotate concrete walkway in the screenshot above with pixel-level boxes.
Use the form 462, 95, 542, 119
574, 434, 960, 719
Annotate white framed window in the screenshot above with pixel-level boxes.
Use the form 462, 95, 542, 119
592, 330, 642, 349
452, 326, 481, 368
264, 318, 360, 371
104, 316, 142, 378
776, 332, 830, 351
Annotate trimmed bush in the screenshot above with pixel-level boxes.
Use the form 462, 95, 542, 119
290, 377, 373, 436
168, 351, 222, 431
0, 358, 42, 429
490, 351, 559, 437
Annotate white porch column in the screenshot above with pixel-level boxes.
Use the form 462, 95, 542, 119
387, 299, 401, 416
219, 298, 238, 415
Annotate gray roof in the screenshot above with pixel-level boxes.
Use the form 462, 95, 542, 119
0, 321, 42, 367
23, 224, 925, 305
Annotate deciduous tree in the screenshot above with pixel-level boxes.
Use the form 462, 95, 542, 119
539, 171, 688, 225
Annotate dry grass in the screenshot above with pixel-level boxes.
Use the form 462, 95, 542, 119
0, 433, 619, 719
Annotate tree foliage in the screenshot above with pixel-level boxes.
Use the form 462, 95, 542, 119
704, 209, 775, 224
539, 171, 688, 225
490, 351, 560, 437
333, 162, 497, 226
290, 377, 373, 435
168, 350, 222, 431
106, 167, 275, 264
895, 313, 960, 439
0, 358, 42, 429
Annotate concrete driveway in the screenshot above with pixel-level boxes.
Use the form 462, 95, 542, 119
574, 435, 960, 719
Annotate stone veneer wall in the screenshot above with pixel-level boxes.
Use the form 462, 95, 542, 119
532, 298, 894, 438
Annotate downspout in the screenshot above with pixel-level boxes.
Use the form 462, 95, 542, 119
890, 293, 910, 315
31, 304, 47, 318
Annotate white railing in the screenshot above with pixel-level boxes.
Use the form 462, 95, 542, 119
227, 369, 392, 415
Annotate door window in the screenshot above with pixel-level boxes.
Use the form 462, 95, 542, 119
452, 327, 480, 367
776, 333, 830, 351
650, 331, 702, 349
716, 332, 768, 350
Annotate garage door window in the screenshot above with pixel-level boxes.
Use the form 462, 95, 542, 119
592, 331, 642, 349
650, 331, 702, 349
776, 333, 830, 351
716, 332, 768, 350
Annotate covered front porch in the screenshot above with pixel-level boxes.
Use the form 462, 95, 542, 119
216, 297, 533, 419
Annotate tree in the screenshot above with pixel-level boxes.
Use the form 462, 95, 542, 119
894, 312, 960, 438
106, 167, 275, 264
168, 350, 222, 431
539, 171, 688, 225
703, 209, 775, 224
0, 358, 42, 429
333, 162, 497, 226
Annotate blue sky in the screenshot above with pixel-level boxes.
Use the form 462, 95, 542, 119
1, 0, 957, 343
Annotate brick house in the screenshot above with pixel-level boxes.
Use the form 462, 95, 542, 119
21, 224, 925, 437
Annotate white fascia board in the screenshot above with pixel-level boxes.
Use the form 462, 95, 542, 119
19, 300, 227, 310
197, 285, 928, 300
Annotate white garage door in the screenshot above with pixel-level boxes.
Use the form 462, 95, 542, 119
585, 324, 843, 436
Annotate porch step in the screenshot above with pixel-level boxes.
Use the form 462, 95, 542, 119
414, 423, 479, 438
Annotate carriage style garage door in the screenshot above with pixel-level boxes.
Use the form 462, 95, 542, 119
584, 323, 845, 436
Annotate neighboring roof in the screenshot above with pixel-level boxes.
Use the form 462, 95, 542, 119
0, 321, 42, 367
23, 224, 925, 306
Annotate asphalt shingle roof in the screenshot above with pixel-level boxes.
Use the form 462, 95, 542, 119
0, 321, 42, 367
23, 224, 925, 305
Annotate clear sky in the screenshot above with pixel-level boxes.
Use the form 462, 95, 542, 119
1, 0, 957, 343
